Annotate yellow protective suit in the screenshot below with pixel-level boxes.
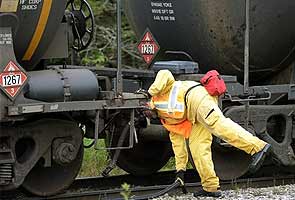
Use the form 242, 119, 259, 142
148, 70, 267, 192
148, 69, 190, 170
169, 132, 188, 171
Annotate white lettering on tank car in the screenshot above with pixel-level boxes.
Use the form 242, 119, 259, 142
152, 9, 161, 14
21, 0, 41, 10
151, 2, 163, 7
163, 3, 172, 8
29, 0, 41, 4
0, 33, 12, 45
161, 9, 169, 14
153, 16, 160, 20
21, 4, 37, 10
150, 1, 175, 22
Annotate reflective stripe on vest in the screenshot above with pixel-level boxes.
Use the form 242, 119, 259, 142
154, 103, 184, 111
153, 81, 185, 114
168, 81, 180, 113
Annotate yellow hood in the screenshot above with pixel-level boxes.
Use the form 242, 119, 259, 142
148, 70, 175, 96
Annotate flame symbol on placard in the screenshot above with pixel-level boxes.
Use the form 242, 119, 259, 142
8, 64, 15, 72
145, 33, 151, 41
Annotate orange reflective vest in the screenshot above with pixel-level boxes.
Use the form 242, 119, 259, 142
151, 81, 194, 138
161, 119, 192, 138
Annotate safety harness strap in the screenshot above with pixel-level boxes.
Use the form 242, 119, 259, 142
184, 84, 201, 108
185, 138, 197, 170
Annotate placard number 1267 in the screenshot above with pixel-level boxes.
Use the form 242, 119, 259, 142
2, 74, 21, 87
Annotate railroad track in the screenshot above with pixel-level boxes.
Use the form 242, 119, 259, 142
2, 169, 295, 200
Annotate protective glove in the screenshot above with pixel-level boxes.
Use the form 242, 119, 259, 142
175, 170, 184, 185
135, 88, 151, 99
143, 108, 158, 119
175, 170, 187, 194
139, 102, 157, 119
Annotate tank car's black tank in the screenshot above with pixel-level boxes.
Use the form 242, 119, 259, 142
0, 0, 67, 70
124, 0, 295, 81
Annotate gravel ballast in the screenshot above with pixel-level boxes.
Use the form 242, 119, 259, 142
153, 184, 295, 200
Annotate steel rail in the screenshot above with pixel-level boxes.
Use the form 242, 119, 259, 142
3, 170, 295, 200
24, 175, 295, 200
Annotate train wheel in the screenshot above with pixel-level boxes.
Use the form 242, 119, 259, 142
212, 140, 252, 180
22, 146, 83, 196
109, 139, 172, 175
106, 113, 172, 175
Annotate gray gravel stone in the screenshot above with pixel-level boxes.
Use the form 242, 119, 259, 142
153, 184, 295, 200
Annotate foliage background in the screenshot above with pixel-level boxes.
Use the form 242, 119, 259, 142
75, 0, 145, 68
80, 139, 176, 177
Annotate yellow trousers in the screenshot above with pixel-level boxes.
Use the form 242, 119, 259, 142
169, 132, 188, 171
169, 87, 267, 192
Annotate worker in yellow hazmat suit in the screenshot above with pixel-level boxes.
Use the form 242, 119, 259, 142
147, 70, 270, 197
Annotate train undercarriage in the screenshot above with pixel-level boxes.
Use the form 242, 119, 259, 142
2, 62, 295, 196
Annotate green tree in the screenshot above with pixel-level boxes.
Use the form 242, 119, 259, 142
79, 0, 145, 68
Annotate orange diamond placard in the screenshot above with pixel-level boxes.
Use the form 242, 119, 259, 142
0, 61, 28, 100
137, 29, 160, 65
